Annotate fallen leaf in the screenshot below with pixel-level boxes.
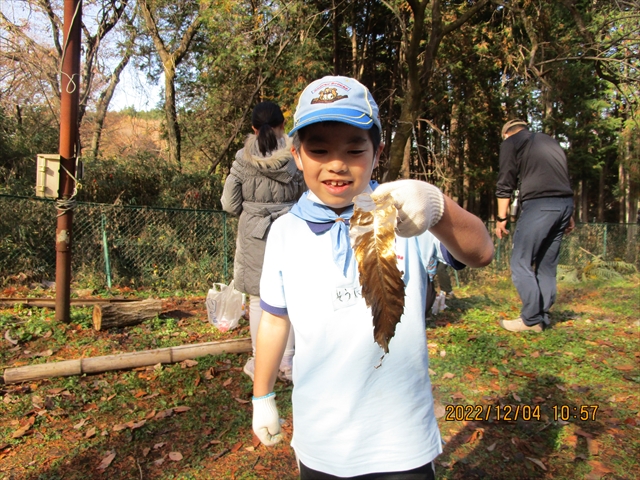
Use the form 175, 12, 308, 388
154, 457, 165, 466
33, 349, 53, 357
230, 441, 243, 453
488, 367, 500, 376
512, 393, 521, 402
181, 359, 198, 368
153, 442, 166, 450
463, 428, 484, 444
73, 418, 88, 430
96, 451, 116, 471
586, 438, 599, 455
252, 433, 261, 448
451, 392, 465, 400
439, 350, 446, 357
154, 409, 174, 420
127, 420, 146, 430
586, 460, 612, 479
254, 464, 270, 471
133, 390, 147, 398
85, 427, 96, 438
4, 330, 18, 345
112, 424, 127, 432
168, 451, 183, 461
613, 365, 634, 372
530, 351, 540, 358
223, 378, 233, 387
526, 457, 547, 471
12, 416, 35, 438
575, 429, 594, 439
142, 447, 151, 457
234, 397, 250, 404
173, 406, 191, 413
487, 442, 497, 452
442, 372, 455, 380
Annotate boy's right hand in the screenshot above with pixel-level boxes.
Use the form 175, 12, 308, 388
252, 393, 282, 446
371, 180, 445, 237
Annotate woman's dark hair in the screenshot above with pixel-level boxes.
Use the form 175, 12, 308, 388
252, 101, 285, 156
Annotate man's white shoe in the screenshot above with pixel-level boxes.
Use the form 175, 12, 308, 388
499, 317, 543, 333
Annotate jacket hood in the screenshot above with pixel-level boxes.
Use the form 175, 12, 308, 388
234, 134, 298, 182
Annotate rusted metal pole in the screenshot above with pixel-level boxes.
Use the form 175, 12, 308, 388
55, 0, 82, 323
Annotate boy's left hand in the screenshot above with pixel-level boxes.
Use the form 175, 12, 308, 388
371, 180, 445, 237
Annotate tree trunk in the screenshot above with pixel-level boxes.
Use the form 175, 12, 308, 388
90, 48, 132, 159
93, 298, 163, 330
139, 0, 202, 171
385, 0, 490, 181
581, 178, 589, 222
619, 163, 627, 223
597, 164, 605, 222
164, 67, 181, 168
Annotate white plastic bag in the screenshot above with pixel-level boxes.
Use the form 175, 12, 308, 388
205, 281, 243, 332
431, 291, 448, 316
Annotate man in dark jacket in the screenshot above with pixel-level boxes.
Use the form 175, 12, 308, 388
495, 119, 575, 333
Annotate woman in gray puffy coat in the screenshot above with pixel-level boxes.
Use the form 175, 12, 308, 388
221, 101, 305, 382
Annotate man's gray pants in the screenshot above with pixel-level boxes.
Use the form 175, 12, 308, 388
511, 196, 574, 326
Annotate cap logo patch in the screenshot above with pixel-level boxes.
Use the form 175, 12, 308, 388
311, 87, 348, 104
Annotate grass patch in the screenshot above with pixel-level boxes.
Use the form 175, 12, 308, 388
1, 276, 638, 479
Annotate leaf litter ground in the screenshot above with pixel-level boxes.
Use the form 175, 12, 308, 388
0, 275, 638, 479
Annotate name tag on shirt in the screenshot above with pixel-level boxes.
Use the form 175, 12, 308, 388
333, 285, 362, 310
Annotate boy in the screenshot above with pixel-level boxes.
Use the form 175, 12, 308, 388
252, 76, 494, 479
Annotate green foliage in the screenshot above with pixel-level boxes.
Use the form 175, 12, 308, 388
559, 255, 637, 283
0, 106, 59, 196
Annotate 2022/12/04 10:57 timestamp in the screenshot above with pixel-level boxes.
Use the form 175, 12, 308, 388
444, 404, 599, 422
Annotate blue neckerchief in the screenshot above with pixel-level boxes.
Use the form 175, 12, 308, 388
290, 181, 378, 276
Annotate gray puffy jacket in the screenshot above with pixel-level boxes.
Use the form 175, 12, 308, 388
221, 134, 306, 295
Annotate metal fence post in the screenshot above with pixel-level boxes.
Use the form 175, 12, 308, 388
101, 213, 112, 288
603, 223, 607, 258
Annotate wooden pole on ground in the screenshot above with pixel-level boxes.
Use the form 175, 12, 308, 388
2, 338, 251, 384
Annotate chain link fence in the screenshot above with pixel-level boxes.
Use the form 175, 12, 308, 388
1, 195, 638, 292
0, 195, 237, 291
489, 221, 639, 269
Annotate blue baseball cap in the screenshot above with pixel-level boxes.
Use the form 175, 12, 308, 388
289, 76, 381, 136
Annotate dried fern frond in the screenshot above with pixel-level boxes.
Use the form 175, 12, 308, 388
349, 192, 405, 353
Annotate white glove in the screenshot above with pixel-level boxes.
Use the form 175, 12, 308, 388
371, 180, 445, 237
252, 392, 282, 446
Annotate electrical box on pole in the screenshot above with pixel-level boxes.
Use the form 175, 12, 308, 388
35, 155, 84, 199
35, 154, 61, 199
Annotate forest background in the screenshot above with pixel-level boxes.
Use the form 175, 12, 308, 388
0, 0, 639, 224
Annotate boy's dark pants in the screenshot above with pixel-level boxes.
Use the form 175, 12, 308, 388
510, 196, 574, 326
299, 461, 435, 480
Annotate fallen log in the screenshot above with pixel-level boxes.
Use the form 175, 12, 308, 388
2, 338, 251, 384
93, 298, 163, 331
0, 297, 141, 308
